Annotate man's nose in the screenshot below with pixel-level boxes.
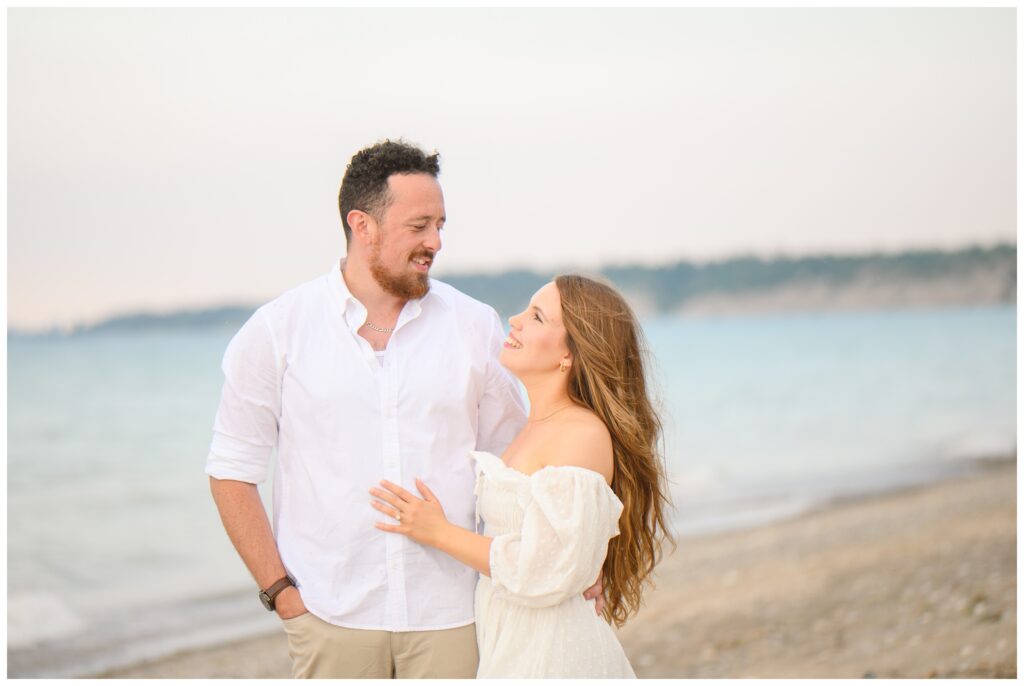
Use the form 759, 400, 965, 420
423, 226, 442, 252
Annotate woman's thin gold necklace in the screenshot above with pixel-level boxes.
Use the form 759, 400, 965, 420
527, 403, 575, 423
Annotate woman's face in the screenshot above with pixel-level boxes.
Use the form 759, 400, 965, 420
499, 281, 572, 377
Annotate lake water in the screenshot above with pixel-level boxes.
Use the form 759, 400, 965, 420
7, 305, 1016, 676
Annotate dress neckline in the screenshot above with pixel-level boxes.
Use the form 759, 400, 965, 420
470, 450, 615, 488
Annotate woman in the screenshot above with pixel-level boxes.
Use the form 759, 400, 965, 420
369, 274, 672, 678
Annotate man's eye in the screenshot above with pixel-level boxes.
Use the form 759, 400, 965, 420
533, 314, 542, 322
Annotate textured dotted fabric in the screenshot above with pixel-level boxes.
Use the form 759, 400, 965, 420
468, 451, 636, 678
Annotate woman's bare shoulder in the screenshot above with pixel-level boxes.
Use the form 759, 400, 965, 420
547, 408, 614, 483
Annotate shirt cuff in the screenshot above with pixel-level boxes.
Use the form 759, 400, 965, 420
205, 432, 273, 483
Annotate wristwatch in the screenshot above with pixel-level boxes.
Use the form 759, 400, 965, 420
259, 575, 296, 611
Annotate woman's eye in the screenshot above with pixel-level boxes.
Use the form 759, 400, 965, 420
533, 314, 542, 322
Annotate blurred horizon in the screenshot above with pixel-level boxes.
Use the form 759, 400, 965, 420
7, 7, 1016, 331
6, 240, 1016, 334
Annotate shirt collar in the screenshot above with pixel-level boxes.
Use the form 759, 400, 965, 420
329, 258, 437, 334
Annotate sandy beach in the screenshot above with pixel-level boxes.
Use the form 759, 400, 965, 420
102, 458, 1016, 679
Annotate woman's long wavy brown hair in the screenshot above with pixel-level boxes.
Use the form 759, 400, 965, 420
555, 274, 674, 627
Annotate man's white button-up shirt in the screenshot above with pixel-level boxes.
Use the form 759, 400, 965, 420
206, 261, 527, 631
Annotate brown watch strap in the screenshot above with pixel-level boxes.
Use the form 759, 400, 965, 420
264, 575, 295, 602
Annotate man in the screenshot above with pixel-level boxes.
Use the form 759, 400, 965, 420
207, 139, 527, 678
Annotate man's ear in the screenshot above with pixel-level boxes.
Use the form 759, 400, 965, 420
347, 209, 375, 244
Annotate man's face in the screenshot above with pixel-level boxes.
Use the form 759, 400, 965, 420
368, 173, 446, 300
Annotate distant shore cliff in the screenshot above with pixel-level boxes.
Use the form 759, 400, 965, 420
11, 244, 1015, 337
447, 244, 1015, 319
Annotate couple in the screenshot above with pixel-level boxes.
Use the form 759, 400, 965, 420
207, 140, 672, 678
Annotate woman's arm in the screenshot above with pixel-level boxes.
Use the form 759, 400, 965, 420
372, 477, 607, 613
371, 479, 492, 576
433, 522, 492, 576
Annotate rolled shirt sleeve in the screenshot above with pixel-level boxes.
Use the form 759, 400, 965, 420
488, 467, 624, 608
205, 308, 282, 484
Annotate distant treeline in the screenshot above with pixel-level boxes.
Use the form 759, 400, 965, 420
444, 243, 1016, 317
12, 244, 1015, 338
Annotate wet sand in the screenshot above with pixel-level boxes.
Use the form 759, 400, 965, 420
103, 458, 1016, 678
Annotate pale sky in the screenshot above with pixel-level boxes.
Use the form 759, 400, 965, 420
7, 8, 1016, 331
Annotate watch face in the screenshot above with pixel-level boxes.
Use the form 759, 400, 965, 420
259, 591, 274, 611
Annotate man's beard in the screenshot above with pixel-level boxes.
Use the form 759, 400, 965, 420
369, 240, 432, 300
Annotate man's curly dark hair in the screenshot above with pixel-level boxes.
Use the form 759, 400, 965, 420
338, 139, 441, 244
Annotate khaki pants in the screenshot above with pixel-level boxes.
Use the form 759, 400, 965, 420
282, 613, 478, 679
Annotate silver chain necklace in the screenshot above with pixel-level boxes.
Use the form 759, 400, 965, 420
363, 321, 394, 334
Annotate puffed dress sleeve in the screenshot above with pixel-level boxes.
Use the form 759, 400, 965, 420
488, 467, 624, 608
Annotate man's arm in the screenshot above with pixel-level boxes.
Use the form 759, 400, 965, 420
206, 309, 300, 616
475, 309, 528, 455
209, 477, 306, 619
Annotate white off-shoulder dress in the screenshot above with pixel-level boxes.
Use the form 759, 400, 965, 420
469, 450, 636, 678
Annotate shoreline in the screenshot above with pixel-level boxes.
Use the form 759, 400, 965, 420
96, 455, 1016, 678
616, 455, 1016, 678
